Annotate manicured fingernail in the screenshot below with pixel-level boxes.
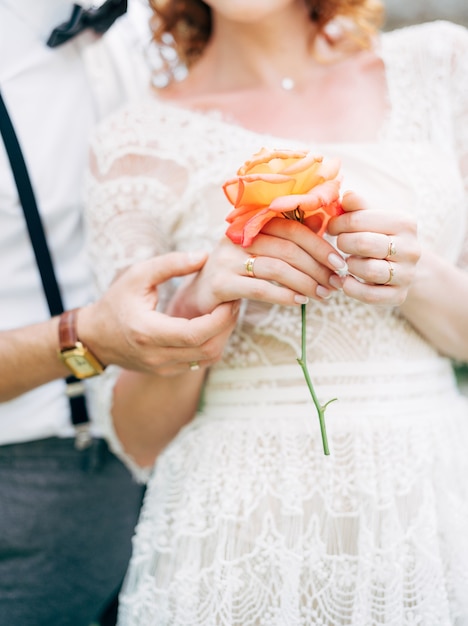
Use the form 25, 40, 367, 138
316, 286, 332, 300
294, 295, 309, 304
329, 274, 344, 290
328, 253, 347, 271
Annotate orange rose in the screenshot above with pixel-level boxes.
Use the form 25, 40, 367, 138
222, 147, 343, 455
224, 148, 343, 247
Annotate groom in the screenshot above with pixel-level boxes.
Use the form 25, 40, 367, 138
0, 1, 237, 624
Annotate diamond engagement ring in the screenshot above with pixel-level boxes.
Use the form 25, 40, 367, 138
189, 361, 200, 371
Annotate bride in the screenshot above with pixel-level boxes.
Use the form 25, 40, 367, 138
85, 0, 468, 623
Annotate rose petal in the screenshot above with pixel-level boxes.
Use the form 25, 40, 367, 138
305, 200, 344, 235
281, 152, 323, 175
239, 148, 309, 175
295, 158, 341, 194
241, 209, 278, 246
223, 179, 241, 205
225, 204, 262, 223
226, 207, 276, 246
315, 157, 341, 180
225, 212, 255, 244
235, 174, 296, 207
269, 179, 341, 213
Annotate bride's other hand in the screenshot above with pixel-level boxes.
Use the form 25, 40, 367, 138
168, 218, 348, 318
328, 191, 422, 306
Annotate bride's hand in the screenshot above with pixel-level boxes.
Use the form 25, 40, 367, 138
168, 218, 349, 318
327, 191, 422, 306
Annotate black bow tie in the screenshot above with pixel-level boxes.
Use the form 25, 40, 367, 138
47, 0, 127, 48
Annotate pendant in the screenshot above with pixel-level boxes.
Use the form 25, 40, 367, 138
281, 77, 295, 91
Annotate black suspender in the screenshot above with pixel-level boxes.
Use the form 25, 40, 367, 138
0, 90, 91, 448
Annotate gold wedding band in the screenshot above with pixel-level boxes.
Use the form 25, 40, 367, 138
244, 256, 257, 278
383, 260, 395, 285
189, 361, 200, 371
387, 238, 396, 258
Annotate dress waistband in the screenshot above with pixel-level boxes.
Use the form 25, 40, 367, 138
201, 358, 459, 419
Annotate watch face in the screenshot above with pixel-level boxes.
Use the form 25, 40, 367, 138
60, 344, 104, 379
66, 354, 98, 378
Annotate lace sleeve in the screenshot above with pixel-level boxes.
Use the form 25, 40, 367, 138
449, 23, 468, 269
85, 109, 188, 291
84, 105, 189, 481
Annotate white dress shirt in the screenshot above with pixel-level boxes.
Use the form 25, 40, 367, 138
0, 0, 152, 444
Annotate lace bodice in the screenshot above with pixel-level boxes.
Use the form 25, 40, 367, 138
85, 21, 468, 474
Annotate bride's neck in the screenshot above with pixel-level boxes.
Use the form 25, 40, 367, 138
190, 11, 320, 93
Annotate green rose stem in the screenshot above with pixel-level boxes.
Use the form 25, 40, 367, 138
283, 207, 335, 455
297, 303, 335, 456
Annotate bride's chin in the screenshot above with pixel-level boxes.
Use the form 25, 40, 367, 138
204, 0, 295, 23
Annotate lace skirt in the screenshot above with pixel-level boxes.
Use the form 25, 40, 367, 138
118, 358, 468, 626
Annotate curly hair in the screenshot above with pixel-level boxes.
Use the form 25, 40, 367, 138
148, 0, 385, 67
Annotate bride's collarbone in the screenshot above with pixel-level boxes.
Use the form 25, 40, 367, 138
158, 62, 388, 143
213, 90, 387, 143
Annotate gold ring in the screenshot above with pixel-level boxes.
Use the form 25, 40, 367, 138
244, 256, 257, 278
383, 260, 395, 285
386, 238, 396, 258
189, 361, 200, 371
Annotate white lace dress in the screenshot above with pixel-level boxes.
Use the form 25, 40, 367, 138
85, 21, 468, 626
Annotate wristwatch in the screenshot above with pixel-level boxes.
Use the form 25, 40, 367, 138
58, 308, 105, 379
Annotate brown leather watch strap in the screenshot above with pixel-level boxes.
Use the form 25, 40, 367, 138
59, 308, 80, 350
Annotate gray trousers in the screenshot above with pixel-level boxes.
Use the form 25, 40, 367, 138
0, 437, 145, 626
